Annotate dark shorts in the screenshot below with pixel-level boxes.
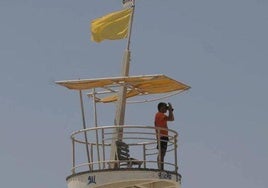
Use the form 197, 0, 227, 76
157, 136, 169, 151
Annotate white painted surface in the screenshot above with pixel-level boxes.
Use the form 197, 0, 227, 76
67, 170, 180, 188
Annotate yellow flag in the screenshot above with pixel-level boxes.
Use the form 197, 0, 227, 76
91, 8, 133, 43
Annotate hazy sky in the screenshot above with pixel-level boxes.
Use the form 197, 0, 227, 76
1, 0, 267, 188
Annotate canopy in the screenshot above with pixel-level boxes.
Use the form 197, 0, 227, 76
56, 74, 190, 103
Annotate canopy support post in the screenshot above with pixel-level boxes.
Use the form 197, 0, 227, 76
79, 90, 91, 171
92, 88, 101, 169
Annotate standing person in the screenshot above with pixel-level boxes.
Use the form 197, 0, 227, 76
154, 102, 174, 170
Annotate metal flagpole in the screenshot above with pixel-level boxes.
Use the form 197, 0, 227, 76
110, 0, 136, 167
114, 0, 135, 133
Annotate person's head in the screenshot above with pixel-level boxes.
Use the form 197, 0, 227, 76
157, 102, 168, 113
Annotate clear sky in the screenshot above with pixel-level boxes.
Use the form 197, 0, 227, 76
1, 0, 267, 188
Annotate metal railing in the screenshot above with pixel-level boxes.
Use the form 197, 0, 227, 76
69, 125, 179, 174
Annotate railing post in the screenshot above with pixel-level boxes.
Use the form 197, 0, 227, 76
143, 143, 146, 168
157, 127, 161, 170
72, 138, 75, 174
90, 144, 93, 170
174, 134, 179, 179
102, 128, 106, 169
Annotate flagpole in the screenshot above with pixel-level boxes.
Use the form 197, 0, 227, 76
110, 1, 136, 166
114, 1, 135, 128
126, 0, 135, 51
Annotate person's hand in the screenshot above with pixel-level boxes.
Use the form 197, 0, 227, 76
168, 103, 174, 111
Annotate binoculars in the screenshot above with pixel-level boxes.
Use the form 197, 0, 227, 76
166, 105, 174, 111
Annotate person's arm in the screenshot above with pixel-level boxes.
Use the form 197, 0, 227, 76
167, 103, 174, 121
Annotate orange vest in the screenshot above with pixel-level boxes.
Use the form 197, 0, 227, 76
154, 112, 168, 136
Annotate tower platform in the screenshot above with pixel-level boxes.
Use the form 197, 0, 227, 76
66, 125, 181, 188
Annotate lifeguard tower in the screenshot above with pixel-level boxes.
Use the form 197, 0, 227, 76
56, 1, 190, 188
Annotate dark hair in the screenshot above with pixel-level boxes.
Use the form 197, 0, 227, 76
157, 102, 167, 111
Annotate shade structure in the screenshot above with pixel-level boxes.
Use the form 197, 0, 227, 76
56, 74, 190, 103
